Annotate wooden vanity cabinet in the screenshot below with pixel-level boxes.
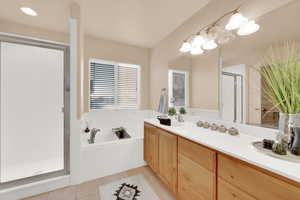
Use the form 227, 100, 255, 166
144, 123, 177, 194
178, 137, 216, 200
218, 178, 256, 200
144, 123, 300, 200
157, 128, 178, 194
218, 154, 300, 200
144, 123, 159, 173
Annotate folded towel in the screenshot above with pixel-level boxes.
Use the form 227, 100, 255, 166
158, 93, 168, 114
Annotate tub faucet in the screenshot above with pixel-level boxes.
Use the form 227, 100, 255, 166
88, 128, 100, 144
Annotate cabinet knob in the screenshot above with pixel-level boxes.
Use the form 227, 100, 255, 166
232, 193, 237, 198
230, 175, 234, 179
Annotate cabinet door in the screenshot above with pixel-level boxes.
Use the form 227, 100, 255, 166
144, 124, 150, 163
178, 138, 216, 200
178, 155, 216, 200
144, 124, 159, 173
158, 129, 178, 194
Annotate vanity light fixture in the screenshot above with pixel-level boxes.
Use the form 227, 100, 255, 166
203, 40, 218, 50
20, 7, 38, 16
179, 40, 192, 53
190, 46, 204, 55
225, 12, 247, 30
237, 20, 260, 36
191, 34, 205, 48
179, 6, 260, 55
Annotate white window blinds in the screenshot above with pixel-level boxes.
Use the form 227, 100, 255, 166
90, 60, 139, 110
118, 64, 138, 109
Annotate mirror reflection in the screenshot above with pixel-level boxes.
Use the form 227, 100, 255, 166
169, 1, 300, 129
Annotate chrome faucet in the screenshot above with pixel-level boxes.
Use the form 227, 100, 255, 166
176, 114, 184, 123
88, 128, 100, 144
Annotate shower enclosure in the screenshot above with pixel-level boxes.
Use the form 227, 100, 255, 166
221, 72, 243, 123
0, 34, 70, 189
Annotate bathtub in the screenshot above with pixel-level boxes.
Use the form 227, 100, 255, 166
80, 110, 158, 182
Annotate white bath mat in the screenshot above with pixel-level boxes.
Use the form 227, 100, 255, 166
99, 174, 160, 200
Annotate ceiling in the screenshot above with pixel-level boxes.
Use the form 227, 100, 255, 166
0, 0, 211, 47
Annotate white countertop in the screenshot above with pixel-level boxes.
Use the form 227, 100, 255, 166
144, 118, 300, 183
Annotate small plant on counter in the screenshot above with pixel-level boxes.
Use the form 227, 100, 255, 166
113, 127, 126, 138
179, 107, 187, 115
115, 127, 126, 133
168, 107, 177, 116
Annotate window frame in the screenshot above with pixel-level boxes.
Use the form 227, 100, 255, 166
168, 69, 189, 108
89, 58, 140, 110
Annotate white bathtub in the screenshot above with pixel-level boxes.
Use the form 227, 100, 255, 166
81, 131, 119, 146
80, 136, 145, 182
79, 110, 158, 182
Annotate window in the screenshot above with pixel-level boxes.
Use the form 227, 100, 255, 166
90, 59, 139, 110
168, 70, 189, 107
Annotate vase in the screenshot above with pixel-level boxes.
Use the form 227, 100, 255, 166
288, 113, 300, 156
278, 113, 291, 144
290, 128, 300, 155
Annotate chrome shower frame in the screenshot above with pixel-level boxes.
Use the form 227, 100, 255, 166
0, 33, 70, 190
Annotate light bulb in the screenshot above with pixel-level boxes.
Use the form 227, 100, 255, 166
226, 12, 247, 31
190, 47, 204, 55
237, 20, 260, 36
20, 7, 38, 16
179, 41, 192, 52
191, 35, 205, 47
202, 40, 218, 50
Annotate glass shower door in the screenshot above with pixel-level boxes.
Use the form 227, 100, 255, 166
221, 72, 243, 123
0, 37, 69, 186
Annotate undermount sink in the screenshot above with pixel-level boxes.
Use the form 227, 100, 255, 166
252, 141, 300, 163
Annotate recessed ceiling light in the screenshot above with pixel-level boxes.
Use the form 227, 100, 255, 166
20, 7, 38, 16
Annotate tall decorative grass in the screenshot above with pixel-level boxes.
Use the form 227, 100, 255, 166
260, 42, 300, 114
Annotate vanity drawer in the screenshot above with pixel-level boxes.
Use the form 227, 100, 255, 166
178, 137, 216, 172
178, 154, 216, 200
218, 154, 300, 200
218, 178, 255, 200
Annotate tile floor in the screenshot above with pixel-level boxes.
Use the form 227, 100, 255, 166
23, 166, 175, 200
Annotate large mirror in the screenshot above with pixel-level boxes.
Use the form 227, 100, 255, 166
220, 1, 300, 128
168, 1, 300, 129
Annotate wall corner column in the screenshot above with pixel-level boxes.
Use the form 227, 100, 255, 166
69, 1, 85, 185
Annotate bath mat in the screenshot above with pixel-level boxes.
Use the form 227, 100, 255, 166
99, 174, 160, 200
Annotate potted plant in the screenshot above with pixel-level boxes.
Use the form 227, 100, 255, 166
168, 107, 177, 117
260, 42, 300, 155
114, 127, 126, 138
179, 107, 187, 115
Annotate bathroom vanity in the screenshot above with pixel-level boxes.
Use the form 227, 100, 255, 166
144, 120, 300, 200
